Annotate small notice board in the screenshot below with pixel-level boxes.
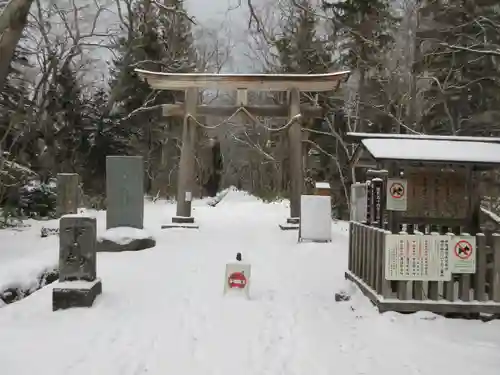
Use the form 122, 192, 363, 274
385, 234, 451, 281
386, 178, 407, 211
384, 234, 477, 280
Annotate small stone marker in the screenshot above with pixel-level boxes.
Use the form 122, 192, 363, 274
223, 253, 251, 299
52, 215, 102, 311
56, 173, 79, 216
106, 156, 144, 229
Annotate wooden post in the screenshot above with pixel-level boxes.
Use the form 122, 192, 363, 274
386, 162, 400, 233
474, 233, 487, 301
288, 88, 302, 219
380, 230, 392, 298
491, 234, 500, 302
175, 87, 198, 220
465, 167, 480, 235
348, 222, 354, 272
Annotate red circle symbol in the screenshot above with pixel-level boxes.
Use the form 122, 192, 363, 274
390, 183, 405, 199
454, 240, 473, 260
228, 272, 247, 289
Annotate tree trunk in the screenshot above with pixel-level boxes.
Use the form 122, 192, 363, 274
0, 0, 34, 91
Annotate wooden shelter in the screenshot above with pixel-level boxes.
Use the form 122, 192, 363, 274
135, 69, 350, 228
346, 132, 500, 317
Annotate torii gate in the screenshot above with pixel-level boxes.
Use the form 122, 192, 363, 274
135, 69, 350, 229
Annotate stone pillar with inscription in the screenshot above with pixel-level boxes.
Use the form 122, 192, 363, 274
366, 181, 373, 225
52, 215, 102, 311
106, 156, 144, 229
371, 178, 385, 229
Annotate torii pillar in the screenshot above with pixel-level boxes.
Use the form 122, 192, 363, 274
163, 87, 199, 229
283, 88, 303, 228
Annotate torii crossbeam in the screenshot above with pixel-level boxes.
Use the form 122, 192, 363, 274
135, 69, 350, 229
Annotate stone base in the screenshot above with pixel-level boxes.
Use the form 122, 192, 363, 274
97, 238, 156, 252
172, 216, 195, 224
162, 222, 199, 229
298, 238, 331, 243
345, 271, 500, 316
279, 223, 299, 230
52, 279, 102, 311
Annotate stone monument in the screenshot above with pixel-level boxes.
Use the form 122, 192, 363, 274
52, 215, 102, 311
106, 156, 144, 229
100, 155, 155, 251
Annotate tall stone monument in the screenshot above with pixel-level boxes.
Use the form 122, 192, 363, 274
106, 156, 144, 229
52, 215, 102, 311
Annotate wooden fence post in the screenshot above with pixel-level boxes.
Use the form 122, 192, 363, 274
491, 234, 500, 302
474, 233, 487, 301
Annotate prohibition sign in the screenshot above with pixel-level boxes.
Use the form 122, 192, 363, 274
228, 272, 247, 289
454, 240, 473, 260
390, 183, 405, 199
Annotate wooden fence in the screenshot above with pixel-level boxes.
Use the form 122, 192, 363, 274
347, 221, 500, 315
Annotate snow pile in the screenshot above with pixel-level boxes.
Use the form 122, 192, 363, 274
0, 219, 60, 293
98, 227, 153, 245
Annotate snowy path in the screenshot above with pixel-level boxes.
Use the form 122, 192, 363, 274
1, 191, 500, 374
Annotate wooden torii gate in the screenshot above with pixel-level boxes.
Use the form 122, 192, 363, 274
135, 69, 350, 229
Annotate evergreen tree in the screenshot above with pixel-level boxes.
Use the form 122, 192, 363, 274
108, 0, 197, 195
418, 0, 500, 135
83, 88, 131, 194
322, 0, 398, 132
270, 1, 352, 213
274, 0, 335, 74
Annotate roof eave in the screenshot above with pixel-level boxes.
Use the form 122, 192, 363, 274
135, 69, 351, 91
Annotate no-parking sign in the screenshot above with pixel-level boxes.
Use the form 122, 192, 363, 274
223, 262, 251, 298
450, 236, 476, 273
386, 178, 407, 211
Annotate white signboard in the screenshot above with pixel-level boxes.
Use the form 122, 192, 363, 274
386, 178, 407, 211
299, 195, 331, 242
450, 235, 476, 274
350, 183, 368, 222
385, 234, 451, 281
223, 262, 251, 299
185, 191, 192, 202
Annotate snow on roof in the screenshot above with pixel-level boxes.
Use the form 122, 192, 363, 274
362, 138, 500, 164
135, 69, 351, 79
315, 182, 331, 189
348, 132, 500, 144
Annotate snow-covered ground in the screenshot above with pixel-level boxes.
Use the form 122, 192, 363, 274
1, 190, 500, 374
